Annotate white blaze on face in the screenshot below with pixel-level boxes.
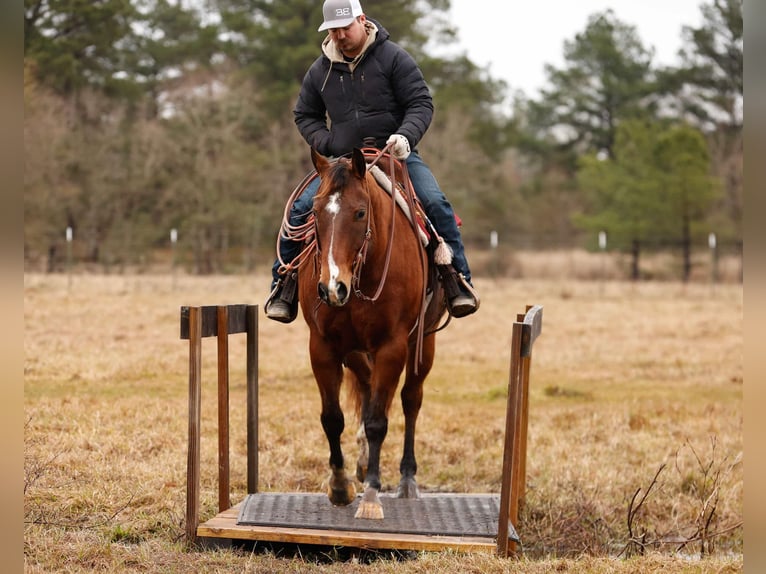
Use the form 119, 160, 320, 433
326, 192, 341, 290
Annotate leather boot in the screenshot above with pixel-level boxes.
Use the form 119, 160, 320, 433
437, 265, 479, 318
265, 271, 299, 323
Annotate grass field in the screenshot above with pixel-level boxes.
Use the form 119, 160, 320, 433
24, 270, 743, 572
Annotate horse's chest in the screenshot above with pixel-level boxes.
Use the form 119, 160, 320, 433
319, 314, 394, 353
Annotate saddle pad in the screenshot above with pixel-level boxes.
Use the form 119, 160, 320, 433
368, 165, 431, 246
236, 492, 519, 542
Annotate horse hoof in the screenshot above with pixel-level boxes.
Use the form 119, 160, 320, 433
327, 479, 356, 506
354, 487, 384, 519
355, 501, 384, 520
396, 477, 420, 499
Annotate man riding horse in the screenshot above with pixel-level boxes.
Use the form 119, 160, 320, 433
265, 0, 479, 322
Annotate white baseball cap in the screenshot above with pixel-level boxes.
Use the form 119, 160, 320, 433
318, 0, 364, 32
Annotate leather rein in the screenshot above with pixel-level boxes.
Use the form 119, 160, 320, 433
350, 146, 403, 303
354, 146, 430, 371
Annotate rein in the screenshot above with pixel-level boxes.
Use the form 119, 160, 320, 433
353, 146, 430, 371
350, 145, 398, 303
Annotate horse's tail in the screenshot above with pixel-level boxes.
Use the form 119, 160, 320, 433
343, 351, 373, 423
343, 367, 364, 423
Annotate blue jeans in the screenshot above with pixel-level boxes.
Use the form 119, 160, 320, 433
271, 152, 471, 287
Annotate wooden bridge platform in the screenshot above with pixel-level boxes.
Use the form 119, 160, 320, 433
181, 304, 542, 556
197, 492, 518, 553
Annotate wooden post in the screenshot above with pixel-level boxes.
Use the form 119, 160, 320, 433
185, 307, 202, 545
170, 228, 178, 291
517, 305, 536, 511
497, 305, 543, 557
181, 304, 257, 544
217, 306, 230, 512
497, 319, 523, 557
508, 312, 527, 530
66, 226, 73, 291
518, 348, 532, 509
246, 305, 259, 494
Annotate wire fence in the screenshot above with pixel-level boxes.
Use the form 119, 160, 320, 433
27, 227, 743, 285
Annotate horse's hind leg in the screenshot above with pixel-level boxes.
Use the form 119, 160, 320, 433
343, 351, 372, 483
397, 334, 436, 499
310, 339, 356, 506
356, 423, 369, 483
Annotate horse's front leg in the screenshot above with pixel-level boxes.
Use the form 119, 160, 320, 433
310, 338, 356, 506
321, 399, 357, 506
354, 340, 407, 520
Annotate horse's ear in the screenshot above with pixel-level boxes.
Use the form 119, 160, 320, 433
311, 148, 329, 175
351, 148, 367, 180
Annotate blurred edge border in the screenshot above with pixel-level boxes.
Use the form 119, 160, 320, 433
744, 0, 764, 572
5, 1, 24, 572
10, 1, 760, 572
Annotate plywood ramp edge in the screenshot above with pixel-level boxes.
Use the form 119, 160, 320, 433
197, 506, 497, 553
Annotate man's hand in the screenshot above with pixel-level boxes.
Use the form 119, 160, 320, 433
386, 134, 411, 160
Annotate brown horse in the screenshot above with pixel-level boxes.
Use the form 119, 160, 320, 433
298, 147, 447, 520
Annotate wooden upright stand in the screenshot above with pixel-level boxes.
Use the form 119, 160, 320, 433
497, 304, 543, 557
180, 303, 542, 556
180, 304, 259, 546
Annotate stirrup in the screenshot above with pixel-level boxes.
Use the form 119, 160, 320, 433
265, 271, 299, 323
437, 265, 480, 318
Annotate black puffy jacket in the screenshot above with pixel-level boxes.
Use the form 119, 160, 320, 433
293, 19, 433, 157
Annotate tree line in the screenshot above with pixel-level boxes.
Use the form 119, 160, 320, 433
24, 0, 742, 280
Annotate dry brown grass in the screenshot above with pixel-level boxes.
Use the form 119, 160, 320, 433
24, 270, 743, 573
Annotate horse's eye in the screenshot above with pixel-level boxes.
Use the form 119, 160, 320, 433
355, 209, 366, 220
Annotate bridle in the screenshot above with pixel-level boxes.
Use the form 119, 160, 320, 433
349, 147, 398, 303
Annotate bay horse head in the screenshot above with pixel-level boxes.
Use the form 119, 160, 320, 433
310, 147, 372, 307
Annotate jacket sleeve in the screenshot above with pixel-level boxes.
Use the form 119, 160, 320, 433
388, 45, 434, 149
293, 60, 332, 156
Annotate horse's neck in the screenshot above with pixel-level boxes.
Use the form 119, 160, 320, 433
367, 173, 397, 231
367, 167, 429, 248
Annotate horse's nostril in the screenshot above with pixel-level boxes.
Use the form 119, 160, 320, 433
337, 282, 348, 303
318, 283, 329, 302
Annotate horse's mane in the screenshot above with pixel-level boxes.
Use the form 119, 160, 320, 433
314, 158, 362, 200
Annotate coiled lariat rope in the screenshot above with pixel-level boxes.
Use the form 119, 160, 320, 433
274, 170, 320, 278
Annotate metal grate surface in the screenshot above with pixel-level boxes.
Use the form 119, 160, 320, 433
237, 493, 518, 542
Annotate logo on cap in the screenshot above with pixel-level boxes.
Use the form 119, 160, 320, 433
318, 0, 363, 32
